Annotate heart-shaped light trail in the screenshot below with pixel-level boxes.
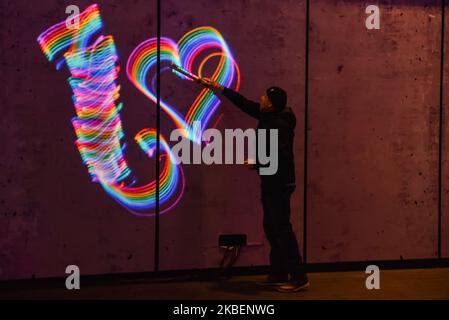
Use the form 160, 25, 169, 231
126, 26, 240, 143
37, 4, 240, 216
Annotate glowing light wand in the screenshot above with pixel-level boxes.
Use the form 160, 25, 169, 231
169, 63, 200, 81
169, 63, 220, 92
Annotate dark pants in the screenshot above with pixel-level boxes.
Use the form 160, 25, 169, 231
261, 182, 306, 280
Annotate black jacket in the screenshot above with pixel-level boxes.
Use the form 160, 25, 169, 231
222, 88, 296, 186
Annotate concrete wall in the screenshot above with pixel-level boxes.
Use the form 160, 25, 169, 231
0, 0, 447, 280
0, 0, 158, 280
308, 0, 441, 262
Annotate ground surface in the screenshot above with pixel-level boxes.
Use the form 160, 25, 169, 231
1, 268, 448, 300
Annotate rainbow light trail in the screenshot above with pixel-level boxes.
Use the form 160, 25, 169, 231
37, 4, 239, 215
126, 26, 240, 142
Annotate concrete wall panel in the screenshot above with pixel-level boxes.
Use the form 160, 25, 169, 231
0, 0, 157, 280
159, 0, 306, 270
308, 1, 441, 262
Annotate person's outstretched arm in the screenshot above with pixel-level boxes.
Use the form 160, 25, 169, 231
221, 87, 261, 120
199, 78, 261, 119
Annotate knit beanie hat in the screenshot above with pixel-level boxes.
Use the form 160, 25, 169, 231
266, 86, 287, 110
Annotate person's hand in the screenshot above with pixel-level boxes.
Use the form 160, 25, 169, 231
198, 77, 224, 92
244, 159, 256, 170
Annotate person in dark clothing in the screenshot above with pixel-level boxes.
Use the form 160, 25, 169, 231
198, 78, 309, 292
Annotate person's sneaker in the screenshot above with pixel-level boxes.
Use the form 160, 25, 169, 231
276, 276, 310, 292
256, 275, 289, 286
